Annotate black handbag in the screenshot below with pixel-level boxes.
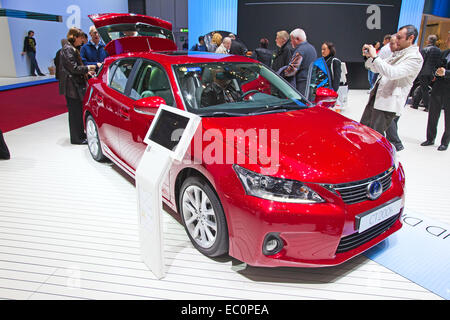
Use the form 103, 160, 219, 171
0, 129, 11, 160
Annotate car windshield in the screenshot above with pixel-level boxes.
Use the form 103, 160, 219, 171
173, 62, 311, 116
97, 23, 174, 44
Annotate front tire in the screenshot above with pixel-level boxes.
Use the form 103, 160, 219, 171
179, 176, 229, 257
86, 115, 106, 162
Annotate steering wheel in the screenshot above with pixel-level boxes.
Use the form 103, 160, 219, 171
240, 90, 260, 101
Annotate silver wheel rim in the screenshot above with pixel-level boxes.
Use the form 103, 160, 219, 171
182, 185, 217, 249
86, 119, 99, 158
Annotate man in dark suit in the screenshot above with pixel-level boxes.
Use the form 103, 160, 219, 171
411, 34, 442, 111
421, 32, 450, 151
228, 33, 247, 56
0, 129, 10, 160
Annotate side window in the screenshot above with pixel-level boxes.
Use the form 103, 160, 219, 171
131, 61, 175, 106
109, 59, 136, 94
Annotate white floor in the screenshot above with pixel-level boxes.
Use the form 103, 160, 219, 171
0, 90, 447, 300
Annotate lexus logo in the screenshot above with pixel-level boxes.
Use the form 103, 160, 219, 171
367, 180, 383, 200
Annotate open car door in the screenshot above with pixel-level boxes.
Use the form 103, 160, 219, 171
89, 13, 177, 56
305, 57, 337, 108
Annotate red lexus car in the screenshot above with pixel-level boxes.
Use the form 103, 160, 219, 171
83, 13, 405, 267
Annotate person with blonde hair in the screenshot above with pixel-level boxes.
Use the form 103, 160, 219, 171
59, 27, 96, 144
209, 33, 223, 52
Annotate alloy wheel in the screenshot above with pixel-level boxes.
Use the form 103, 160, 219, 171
182, 185, 217, 249
86, 118, 100, 158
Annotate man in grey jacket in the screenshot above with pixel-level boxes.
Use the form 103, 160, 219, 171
282, 28, 317, 95
360, 25, 423, 136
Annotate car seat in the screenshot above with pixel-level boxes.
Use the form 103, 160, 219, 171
148, 68, 174, 106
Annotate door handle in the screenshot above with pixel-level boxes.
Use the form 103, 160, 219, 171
133, 106, 157, 116
119, 106, 130, 119
94, 94, 103, 104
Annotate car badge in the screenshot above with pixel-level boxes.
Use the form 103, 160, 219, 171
367, 180, 383, 200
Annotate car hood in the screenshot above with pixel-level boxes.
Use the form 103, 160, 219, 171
200, 107, 394, 184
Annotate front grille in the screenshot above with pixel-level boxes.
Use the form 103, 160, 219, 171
335, 213, 400, 254
331, 167, 394, 205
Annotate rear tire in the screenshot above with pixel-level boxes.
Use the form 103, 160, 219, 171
179, 176, 229, 257
86, 115, 106, 162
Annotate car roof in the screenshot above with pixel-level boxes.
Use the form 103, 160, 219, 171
107, 50, 257, 66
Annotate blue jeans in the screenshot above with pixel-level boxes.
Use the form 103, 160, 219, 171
368, 71, 379, 88
26, 51, 42, 75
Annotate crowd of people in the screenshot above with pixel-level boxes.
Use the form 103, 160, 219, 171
54, 26, 107, 145
190, 26, 449, 152
362, 28, 450, 152
19, 26, 107, 145
191, 29, 344, 98
18, 24, 450, 152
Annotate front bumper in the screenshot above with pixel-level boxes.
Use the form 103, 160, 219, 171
219, 164, 405, 267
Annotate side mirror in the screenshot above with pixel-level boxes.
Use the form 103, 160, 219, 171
133, 96, 166, 116
314, 87, 338, 108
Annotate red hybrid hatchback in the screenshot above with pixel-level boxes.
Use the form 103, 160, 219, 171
83, 13, 405, 267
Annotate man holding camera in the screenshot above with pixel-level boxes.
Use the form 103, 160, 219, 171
360, 25, 423, 137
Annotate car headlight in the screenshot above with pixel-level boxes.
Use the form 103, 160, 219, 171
391, 143, 399, 169
233, 165, 324, 203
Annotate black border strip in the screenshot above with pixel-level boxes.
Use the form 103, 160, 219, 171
0, 9, 62, 22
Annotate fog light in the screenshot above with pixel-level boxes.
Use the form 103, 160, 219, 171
266, 239, 279, 252
262, 233, 283, 255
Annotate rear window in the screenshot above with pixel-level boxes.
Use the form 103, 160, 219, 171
97, 23, 174, 45
109, 59, 137, 94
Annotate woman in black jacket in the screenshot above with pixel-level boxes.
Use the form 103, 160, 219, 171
271, 30, 291, 74
321, 41, 341, 92
59, 27, 96, 145
251, 38, 272, 67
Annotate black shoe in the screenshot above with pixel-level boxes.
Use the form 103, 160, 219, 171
423, 108, 428, 112
420, 140, 434, 146
410, 105, 418, 109
71, 139, 87, 145
395, 145, 404, 151
37, 72, 45, 76
31, 73, 37, 76
438, 144, 448, 151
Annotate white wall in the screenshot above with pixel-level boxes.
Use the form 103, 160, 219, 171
1, 0, 128, 77
0, 17, 16, 77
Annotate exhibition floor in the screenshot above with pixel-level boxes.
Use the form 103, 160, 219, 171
0, 90, 448, 300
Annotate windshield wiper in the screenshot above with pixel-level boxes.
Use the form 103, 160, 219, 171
249, 104, 304, 115
200, 111, 248, 118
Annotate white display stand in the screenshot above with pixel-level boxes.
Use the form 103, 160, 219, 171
135, 104, 201, 279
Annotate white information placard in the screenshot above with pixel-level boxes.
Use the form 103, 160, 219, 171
136, 104, 201, 279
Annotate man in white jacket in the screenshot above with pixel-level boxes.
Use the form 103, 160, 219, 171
360, 25, 423, 136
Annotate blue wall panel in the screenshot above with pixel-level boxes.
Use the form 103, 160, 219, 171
397, 0, 425, 35
429, 0, 450, 18
188, 0, 237, 50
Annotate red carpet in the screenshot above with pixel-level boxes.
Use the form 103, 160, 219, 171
0, 82, 67, 133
